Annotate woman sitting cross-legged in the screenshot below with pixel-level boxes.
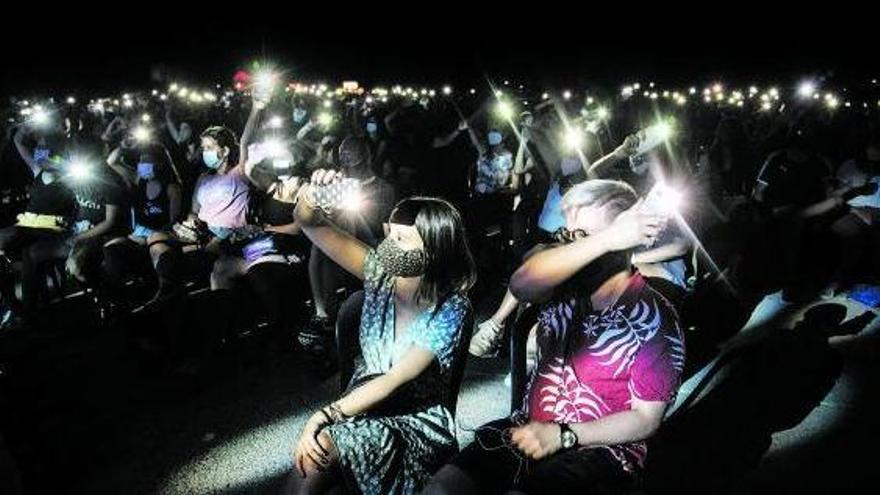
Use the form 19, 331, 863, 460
281, 169, 477, 495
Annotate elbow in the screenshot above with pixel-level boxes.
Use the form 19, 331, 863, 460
509, 268, 543, 304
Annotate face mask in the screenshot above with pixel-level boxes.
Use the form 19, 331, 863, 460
33, 148, 50, 164
488, 132, 503, 146
293, 108, 307, 123
137, 162, 155, 180
41, 170, 59, 185
203, 150, 221, 169
376, 237, 426, 277
366, 122, 378, 134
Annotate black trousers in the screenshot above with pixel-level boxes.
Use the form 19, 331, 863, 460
449, 418, 633, 495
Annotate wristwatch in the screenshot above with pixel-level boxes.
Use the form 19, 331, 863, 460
559, 423, 578, 450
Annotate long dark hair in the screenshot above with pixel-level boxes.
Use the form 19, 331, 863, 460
388, 197, 477, 309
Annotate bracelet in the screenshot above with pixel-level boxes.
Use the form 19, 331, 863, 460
324, 403, 350, 424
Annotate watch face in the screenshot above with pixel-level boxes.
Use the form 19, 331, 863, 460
562, 430, 577, 449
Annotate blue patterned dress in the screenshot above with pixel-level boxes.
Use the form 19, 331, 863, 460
324, 249, 471, 494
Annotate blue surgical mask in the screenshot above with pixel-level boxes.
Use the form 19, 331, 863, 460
366, 122, 378, 134
137, 162, 155, 180
41, 170, 59, 185
487, 132, 503, 146
202, 150, 221, 169
33, 147, 50, 163
293, 108, 307, 124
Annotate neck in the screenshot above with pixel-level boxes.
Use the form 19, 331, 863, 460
590, 271, 631, 310
395, 276, 423, 307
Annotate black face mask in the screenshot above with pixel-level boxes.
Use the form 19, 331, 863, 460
376, 237, 426, 277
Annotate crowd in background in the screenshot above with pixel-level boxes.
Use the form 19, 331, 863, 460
1, 70, 879, 494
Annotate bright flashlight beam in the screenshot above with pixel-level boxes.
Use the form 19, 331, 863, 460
495, 101, 515, 120
133, 126, 152, 142
339, 189, 364, 211
254, 71, 277, 91
262, 138, 286, 157
798, 80, 816, 98
317, 113, 333, 127
31, 109, 51, 127
68, 160, 91, 180
563, 127, 583, 150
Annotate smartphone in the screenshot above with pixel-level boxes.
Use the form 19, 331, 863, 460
635, 122, 672, 155
642, 182, 681, 216
312, 178, 361, 211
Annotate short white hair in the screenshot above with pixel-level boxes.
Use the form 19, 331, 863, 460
561, 179, 638, 220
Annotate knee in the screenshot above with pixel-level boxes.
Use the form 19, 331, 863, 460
422, 465, 475, 495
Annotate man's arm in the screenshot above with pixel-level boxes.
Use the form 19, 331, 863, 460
586, 134, 639, 179
510, 202, 665, 303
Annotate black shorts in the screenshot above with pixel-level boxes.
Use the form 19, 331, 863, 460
449, 418, 633, 495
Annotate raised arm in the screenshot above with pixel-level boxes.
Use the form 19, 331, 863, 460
586, 134, 639, 179
509, 201, 664, 303
13, 126, 42, 176
288, 170, 370, 280
239, 102, 263, 168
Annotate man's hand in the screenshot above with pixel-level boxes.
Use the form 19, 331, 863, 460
509, 421, 563, 460
596, 199, 666, 252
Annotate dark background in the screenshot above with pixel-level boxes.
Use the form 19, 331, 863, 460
2, 9, 878, 98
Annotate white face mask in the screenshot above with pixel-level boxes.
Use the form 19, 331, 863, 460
41, 171, 59, 185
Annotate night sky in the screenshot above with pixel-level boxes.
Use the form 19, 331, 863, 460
3, 9, 877, 98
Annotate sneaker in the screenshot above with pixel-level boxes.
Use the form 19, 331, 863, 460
469, 319, 504, 357
298, 315, 334, 357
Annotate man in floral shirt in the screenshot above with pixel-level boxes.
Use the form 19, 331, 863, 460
425, 179, 685, 495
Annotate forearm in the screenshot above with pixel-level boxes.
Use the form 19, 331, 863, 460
586, 150, 625, 178
631, 241, 689, 264
332, 374, 398, 418
432, 128, 460, 148
165, 113, 181, 142
13, 131, 37, 174
300, 222, 367, 280
295, 122, 316, 140
509, 232, 611, 302
798, 195, 846, 219
239, 105, 262, 164
267, 221, 301, 236
569, 409, 661, 448
74, 220, 114, 241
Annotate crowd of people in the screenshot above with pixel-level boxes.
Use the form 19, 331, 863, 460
1, 71, 879, 494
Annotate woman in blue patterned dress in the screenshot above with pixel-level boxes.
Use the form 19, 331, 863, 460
284, 169, 477, 495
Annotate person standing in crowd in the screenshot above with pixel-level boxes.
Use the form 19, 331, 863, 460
299, 137, 397, 358
283, 170, 476, 495
469, 130, 640, 358
426, 180, 684, 495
